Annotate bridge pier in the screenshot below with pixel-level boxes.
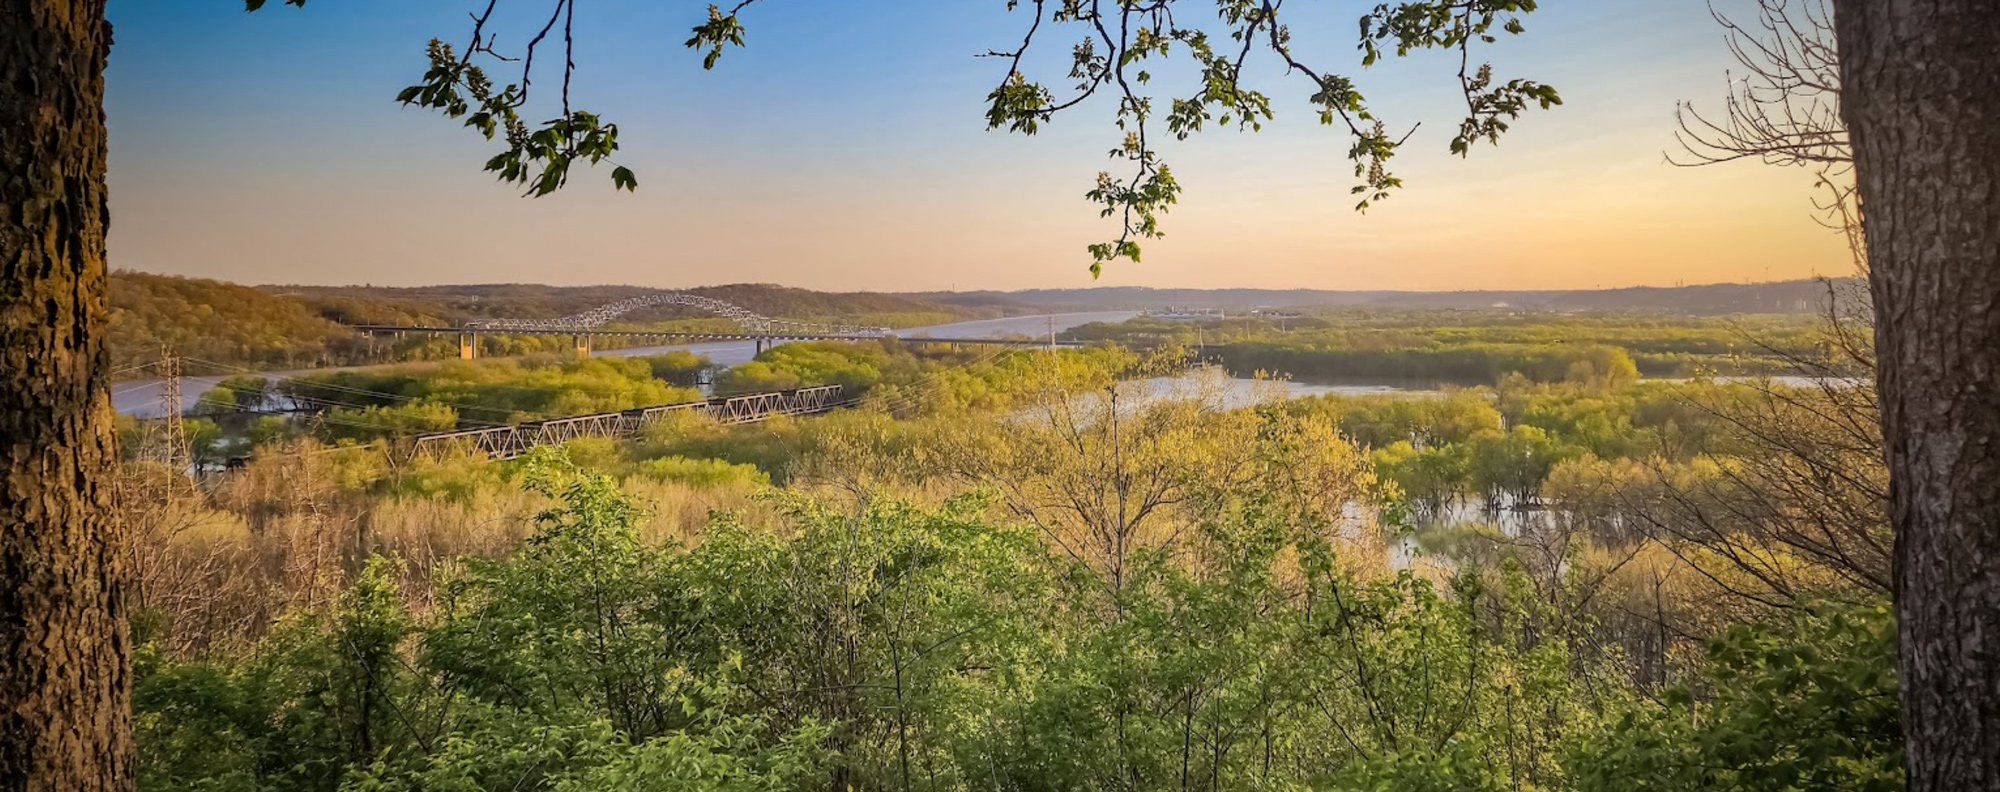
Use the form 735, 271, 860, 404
458, 331, 478, 360
573, 334, 592, 357
754, 337, 768, 356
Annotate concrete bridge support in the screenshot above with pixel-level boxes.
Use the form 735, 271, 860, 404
458, 331, 478, 360
573, 334, 592, 357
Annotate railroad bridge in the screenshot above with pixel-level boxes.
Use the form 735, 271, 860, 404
407, 384, 847, 460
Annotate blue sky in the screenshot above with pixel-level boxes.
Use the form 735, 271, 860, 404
103, 1, 1852, 291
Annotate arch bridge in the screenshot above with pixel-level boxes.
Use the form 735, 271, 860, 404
357, 291, 896, 359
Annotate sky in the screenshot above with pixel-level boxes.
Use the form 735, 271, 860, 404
102, 0, 1853, 292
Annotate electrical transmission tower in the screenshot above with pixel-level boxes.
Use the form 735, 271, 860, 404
157, 350, 190, 478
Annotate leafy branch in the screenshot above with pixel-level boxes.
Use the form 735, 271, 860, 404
959, 0, 1560, 271
689, 1, 1559, 272
253, 0, 637, 196
260, 0, 1559, 271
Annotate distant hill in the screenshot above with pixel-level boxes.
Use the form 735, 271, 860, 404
269, 282, 990, 326
110, 272, 366, 372
111, 275, 1003, 374
111, 272, 1866, 376
913, 279, 1863, 316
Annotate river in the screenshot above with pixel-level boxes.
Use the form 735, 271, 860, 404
113, 312, 1850, 419
111, 311, 1144, 417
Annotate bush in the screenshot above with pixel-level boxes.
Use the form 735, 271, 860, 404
634, 456, 770, 489
1571, 601, 1902, 792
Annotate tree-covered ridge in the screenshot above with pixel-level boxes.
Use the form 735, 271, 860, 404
109, 273, 1009, 374
274, 282, 1004, 328
109, 271, 602, 372
109, 271, 367, 371
920, 279, 1864, 315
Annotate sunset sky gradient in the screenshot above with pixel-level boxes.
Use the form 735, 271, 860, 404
103, 0, 1852, 291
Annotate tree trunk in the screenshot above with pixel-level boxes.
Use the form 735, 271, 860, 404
0, 2, 130, 792
1830, 3, 2000, 789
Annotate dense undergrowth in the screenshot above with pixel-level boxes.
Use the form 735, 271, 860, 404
1070, 311, 1835, 382
120, 312, 1898, 791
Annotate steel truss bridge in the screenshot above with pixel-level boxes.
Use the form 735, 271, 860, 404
463, 292, 892, 337
353, 291, 903, 359
408, 385, 846, 461
349, 291, 1084, 359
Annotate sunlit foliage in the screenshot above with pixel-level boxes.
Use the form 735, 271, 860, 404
121, 312, 1899, 792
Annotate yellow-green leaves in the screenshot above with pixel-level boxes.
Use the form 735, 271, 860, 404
396, 41, 632, 197
986, 72, 1055, 135
979, 0, 1555, 269
685, 5, 751, 71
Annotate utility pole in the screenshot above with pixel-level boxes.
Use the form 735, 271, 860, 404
1048, 312, 1064, 392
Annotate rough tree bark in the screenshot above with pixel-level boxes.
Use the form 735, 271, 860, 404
0, 1, 132, 791
1830, 2, 2000, 790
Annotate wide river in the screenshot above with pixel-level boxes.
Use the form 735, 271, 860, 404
114, 311, 1150, 417
114, 311, 1850, 419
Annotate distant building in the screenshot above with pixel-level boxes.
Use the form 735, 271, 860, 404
1141, 307, 1226, 322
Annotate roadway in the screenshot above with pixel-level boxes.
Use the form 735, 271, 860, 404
111, 311, 1137, 418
